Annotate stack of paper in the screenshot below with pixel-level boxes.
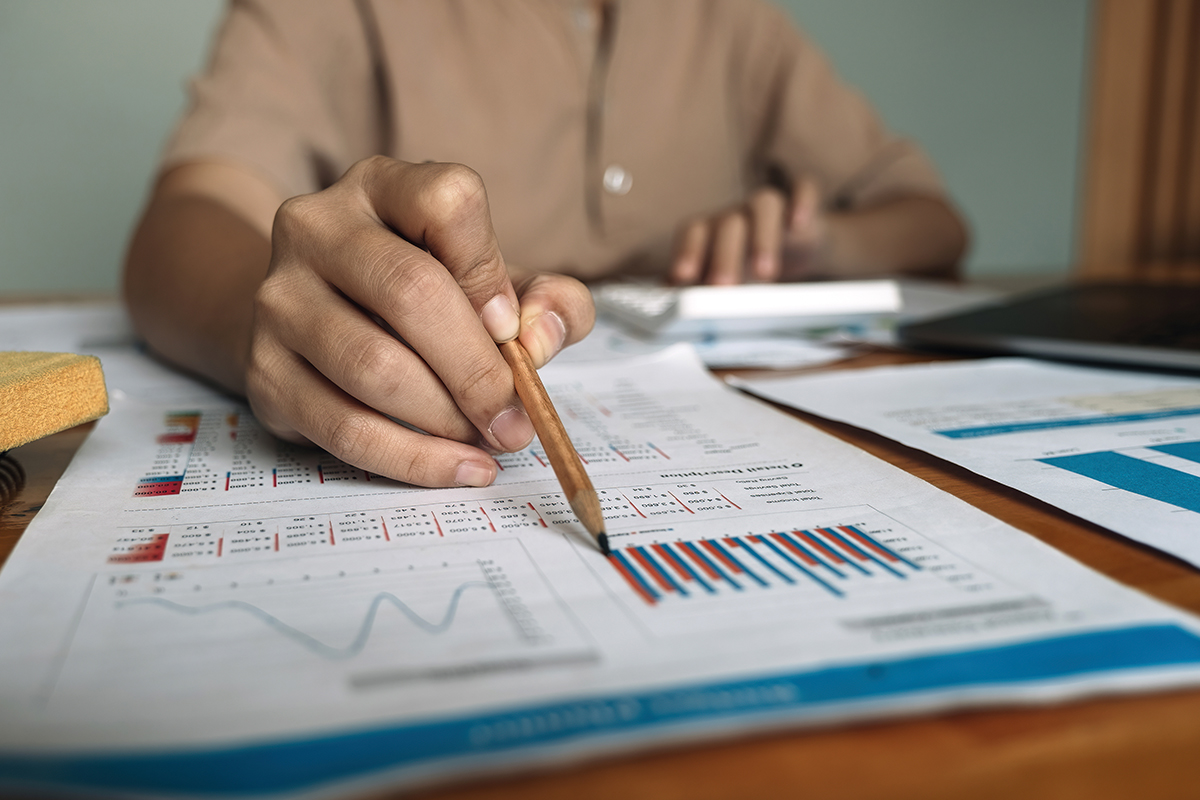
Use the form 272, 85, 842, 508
2, 345, 1200, 798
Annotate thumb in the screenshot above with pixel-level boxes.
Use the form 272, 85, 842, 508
513, 272, 596, 368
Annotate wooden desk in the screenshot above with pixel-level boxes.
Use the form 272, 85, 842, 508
4, 347, 1200, 800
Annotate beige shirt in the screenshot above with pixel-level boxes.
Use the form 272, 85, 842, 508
164, 0, 947, 279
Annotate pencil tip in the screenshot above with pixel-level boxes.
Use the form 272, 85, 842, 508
569, 490, 609, 553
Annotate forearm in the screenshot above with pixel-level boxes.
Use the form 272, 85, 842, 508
804, 195, 969, 281
123, 163, 281, 394
123, 189, 272, 394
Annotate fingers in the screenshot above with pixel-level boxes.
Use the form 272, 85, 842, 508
671, 220, 710, 285
354, 159, 539, 451
248, 156, 545, 490
780, 177, 827, 279
270, 183, 533, 456
359, 158, 520, 343
246, 340, 499, 489
669, 187, 788, 285
789, 176, 822, 239
706, 212, 749, 285
748, 188, 786, 282
513, 272, 596, 368
254, 267, 477, 444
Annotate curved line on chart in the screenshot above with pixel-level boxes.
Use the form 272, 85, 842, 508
115, 581, 492, 659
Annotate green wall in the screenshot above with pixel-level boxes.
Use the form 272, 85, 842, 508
783, 0, 1092, 277
0, 1, 1090, 294
0, 0, 224, 294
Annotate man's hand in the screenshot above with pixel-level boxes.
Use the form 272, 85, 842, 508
668, 176, 968, 284
126, 157, 594, 489
670, 178, 823, 285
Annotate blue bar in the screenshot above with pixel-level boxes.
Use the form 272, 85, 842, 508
1150, 440, 1200, 466
657, 544, 715, 594
934, 406, 1200, 439
756, 536, 843, 597
633, 546, 687, 597
707, 539, 768, 587
1039, 451, 1200, 513
136, 475, 185, 484
731, 537, 795, 585
679, 542, 741, 591
811, 530, 870, 576
7, 625, 1198, 797
821, 529, 905, 579
841, 526, 921, 571
778, 532, 845, 578
610, 551, 659, 601
791, 531, 852, 577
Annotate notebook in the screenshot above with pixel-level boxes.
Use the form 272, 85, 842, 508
898, 282, 1200, 373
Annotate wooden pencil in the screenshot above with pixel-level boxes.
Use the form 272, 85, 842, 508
499, 339, 609, 555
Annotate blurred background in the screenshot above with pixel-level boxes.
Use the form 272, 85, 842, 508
0, 0, 1090, 294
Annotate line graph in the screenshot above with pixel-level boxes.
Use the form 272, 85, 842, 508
51, 540, 592, 705
116, 582, 491, 660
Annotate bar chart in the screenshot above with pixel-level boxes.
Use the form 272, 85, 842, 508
1039, 440, 1200, 514
132, 409, 389, 499
610, 525, 921, 605
742, 360, 1200, 566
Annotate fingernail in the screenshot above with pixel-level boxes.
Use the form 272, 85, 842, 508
481, 294, 520, 343
488, 405, 534, 451
455, 460, 496, 487
524, 311, 566, 368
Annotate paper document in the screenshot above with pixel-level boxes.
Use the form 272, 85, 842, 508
584, 279, 998, 368
0, 300, 135, 351
564, 316, 854, 369
734, 358, 1200, 567
4, 347, 1200, 799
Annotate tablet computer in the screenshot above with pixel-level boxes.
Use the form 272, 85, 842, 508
898, 282, 1200, 373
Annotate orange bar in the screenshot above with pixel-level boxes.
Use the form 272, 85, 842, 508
701, 539, 742, 573
630, 547, 676, 593
609, 555, 656, 605
840, 526, 899, 562
794, 530, 844, 563
680, 542, 721, 580
818, 528, 868, 560
653, 543, 694, 582
771, 532, 818, 566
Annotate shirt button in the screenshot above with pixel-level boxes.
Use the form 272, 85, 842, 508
603, 164, 633, 196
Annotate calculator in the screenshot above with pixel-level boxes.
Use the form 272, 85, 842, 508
592, 280, 902, 339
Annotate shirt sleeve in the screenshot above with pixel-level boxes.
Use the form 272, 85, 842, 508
734, 1, 948, 209
160, 0, 383, 199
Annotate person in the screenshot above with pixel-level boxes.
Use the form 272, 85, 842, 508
123, 0, 968, 491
